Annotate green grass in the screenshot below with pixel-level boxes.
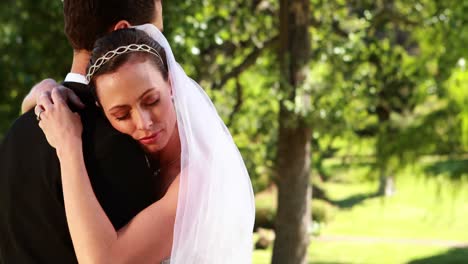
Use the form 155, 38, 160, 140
323, 169, 468, 241
254, 242, 468, 264
253, 161, 468, 263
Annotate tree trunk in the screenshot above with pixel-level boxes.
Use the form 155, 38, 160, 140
377, 174, 396, 196
272, 115, 311, 264
271, 0, 311, 263
375, 121, 396, 197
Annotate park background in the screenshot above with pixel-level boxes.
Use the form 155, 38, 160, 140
1, 0, 467, 263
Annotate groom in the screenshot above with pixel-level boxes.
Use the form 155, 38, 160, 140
0, 0, 163, 263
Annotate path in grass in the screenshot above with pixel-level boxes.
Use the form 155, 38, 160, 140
313, 235, 468, 248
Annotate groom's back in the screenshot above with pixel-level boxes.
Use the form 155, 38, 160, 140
0, 82, 156, 263
0, 110, 77, 263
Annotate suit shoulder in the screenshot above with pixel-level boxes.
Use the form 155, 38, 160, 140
2, 110, 44, 143
6, 110, 40, 131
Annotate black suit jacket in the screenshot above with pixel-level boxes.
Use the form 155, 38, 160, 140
0, 81, 156, 263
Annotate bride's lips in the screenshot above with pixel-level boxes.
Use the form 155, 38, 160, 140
138, 131, 161, 145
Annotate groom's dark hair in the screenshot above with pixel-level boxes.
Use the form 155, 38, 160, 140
63, 0, 158, 51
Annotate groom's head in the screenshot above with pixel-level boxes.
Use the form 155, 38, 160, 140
63, 0, 163, 52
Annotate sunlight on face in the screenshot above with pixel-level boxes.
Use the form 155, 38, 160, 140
95, 57, 176, 153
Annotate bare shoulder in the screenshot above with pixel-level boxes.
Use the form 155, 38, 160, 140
162, 174, 180, 208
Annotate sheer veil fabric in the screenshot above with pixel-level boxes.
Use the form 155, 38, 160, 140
135, 24, 255, 263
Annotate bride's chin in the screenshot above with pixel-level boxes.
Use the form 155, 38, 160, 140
141, 144, 160, 154
139, 132, 173, 154
140, 141, 167, 154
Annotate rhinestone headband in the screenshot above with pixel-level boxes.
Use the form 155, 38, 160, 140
86, 44, 164, 82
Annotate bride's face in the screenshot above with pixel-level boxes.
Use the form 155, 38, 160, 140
95, 58, 177, 153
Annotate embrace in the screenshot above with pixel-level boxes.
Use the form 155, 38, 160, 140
0, 1, 255, 264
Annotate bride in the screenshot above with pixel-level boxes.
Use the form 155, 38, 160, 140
36, 24, 255, 263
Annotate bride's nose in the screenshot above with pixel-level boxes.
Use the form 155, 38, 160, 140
134, 109, 153, 130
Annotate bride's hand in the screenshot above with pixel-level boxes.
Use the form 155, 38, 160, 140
37, 88, 83, 154
22, 78, 85, 113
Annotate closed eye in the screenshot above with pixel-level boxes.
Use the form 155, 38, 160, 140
115, 113, 130, 121
145, 98, 160, 106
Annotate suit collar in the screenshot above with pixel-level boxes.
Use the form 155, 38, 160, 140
62, 76, 94, 107
64, 72, 88, 85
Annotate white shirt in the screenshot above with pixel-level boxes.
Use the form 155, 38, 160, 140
64, 73, 88, 85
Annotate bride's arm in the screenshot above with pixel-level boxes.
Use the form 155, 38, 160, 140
22, 79, 55, 113
60, 148, 177, 264
39, 89, 177, 264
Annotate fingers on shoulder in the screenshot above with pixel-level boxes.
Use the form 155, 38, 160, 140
71, 93, 85, 108
37, 91, 54, 110
51, 87, 67, 106
63, 86, 85, 108
34, 104, 44, 116
34, 78, 59, 94
37, 87, 66, 111
42, 78, 58, 86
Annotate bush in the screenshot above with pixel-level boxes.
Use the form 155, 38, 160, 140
254, 186, 277, 230
311, 199, 337, 224
255, 206, 276, 230
254, 186, 337, 230
255, 199, 337, 230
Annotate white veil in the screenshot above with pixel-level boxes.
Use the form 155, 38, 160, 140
135, 24, 255, 263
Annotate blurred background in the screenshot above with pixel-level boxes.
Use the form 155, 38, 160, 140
1, 0, 467, 263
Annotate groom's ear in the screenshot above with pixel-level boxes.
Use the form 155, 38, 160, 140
112, 20, 132, 31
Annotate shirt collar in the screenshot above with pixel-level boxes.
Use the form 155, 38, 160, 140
64, 73, 89, 85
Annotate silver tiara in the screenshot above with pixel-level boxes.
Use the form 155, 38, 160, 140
86, 44, 164, 82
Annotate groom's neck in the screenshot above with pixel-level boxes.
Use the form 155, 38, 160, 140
70, 49, 92, 76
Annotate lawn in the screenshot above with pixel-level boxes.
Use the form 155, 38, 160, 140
253, 161, 468, 263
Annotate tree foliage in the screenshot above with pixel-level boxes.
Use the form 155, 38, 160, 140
1, 0, 468, 201
0, 0, 70, 135
2, 0, 468, 263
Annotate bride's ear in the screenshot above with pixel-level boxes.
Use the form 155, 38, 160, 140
112, 20, 132, 31
168, 76, 175, 101
169, 76, 173, 95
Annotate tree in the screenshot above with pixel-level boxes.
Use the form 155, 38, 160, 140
0, 0, 69, 138
271, 0, 311, 263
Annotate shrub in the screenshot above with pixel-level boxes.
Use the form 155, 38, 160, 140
255, 206, 276, 230
311, 199, 337, 224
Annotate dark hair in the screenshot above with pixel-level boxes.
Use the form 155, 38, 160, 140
64, 0, 157, 51
87, 28, 168, 101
